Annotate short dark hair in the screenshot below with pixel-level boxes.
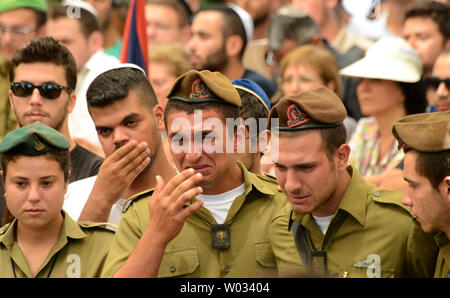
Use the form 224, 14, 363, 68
48, 4, 101, 38
86, 68, 158, 112
9, 36, 77, 90
201, 4, 248, 58
237, 89, 268, 134
404, 1, 450, 42
268, 8, 320, 51
413, 150, 450, 190
399, 80, 428, 115
1, 151, 71, 183
279, 124, 347, 162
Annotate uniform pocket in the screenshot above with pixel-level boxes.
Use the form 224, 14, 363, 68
254, 241, 276, 268
158, 247, 200, 277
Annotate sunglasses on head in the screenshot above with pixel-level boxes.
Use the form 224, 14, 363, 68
10, 82, 73, 100
425, 77, 450, 91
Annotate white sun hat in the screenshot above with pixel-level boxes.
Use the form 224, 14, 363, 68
339, 36, 422, 83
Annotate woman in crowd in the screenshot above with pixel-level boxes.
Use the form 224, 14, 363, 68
340, 36, 427, 185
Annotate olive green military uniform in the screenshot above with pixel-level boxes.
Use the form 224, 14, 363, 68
102, 163, 289, 277
393, 111, 450, 278
269, 166, 438, 278
0, 211, 114, 278
0, 55, 17, 141
434, 233, 450, 278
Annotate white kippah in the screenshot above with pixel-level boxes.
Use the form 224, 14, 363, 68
62, 0, 100, 20
227, 3, 253, 42
88, 63, 147, 90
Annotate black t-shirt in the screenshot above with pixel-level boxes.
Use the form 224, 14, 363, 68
69, 143, 103, 182
0, 143, 103, 224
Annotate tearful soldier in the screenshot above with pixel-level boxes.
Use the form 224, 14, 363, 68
268, 86, 439, 277
102, 70, 289, 277
0, 122, 113, 278
393, 110, 450, 278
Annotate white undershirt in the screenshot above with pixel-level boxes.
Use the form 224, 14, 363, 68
197, 183, 245, 224
312, 215, 334, 235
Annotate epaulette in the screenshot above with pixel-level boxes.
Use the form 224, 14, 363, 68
122, 188, 155, 213
371, 189, 410, 214
78, 221, 117, 232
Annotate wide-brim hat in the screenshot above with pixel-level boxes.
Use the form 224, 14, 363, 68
340, 36, 422, 83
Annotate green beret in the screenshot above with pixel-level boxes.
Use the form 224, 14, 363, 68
0, 122, 70, 156
0, 0, 47, 13
393, 110, 450, 153
167, 70, 242, 107
268, 86, 347, 131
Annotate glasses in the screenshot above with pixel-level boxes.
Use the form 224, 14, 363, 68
10, 82, 73, 100
426, 77, 450, 91
0, 25, 37, 39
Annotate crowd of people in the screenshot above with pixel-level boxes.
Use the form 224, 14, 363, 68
0, 0, 448, 278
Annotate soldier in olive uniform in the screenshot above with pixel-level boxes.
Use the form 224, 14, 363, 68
267, 86, 438, 277
102, 70, 289, 277
393, 110, 450, 278
0, 122, 113, 277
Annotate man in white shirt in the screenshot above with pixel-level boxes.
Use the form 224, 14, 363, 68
46, 1, 120, 155
64, 64, 177, 226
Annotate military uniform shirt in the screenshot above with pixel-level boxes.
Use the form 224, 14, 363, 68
0, 211, 114, 278
102, 162, 289, 277
269, 166, 439, 278
433, 232, 450, 278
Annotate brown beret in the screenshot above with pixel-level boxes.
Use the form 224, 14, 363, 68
268, 86, 347, 131
393, 110, 450, 152
167, 69, 241, 107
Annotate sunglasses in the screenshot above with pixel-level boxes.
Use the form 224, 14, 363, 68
10, 82, 73, 100
425, 77, 450, 90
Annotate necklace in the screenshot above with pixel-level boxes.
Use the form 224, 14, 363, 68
10, 250, 60, 278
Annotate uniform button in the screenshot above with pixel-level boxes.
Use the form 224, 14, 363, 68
169, 264, 176, 273
373, 191, 380, 197
224, 265, 230, 273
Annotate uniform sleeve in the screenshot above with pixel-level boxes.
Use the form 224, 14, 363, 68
405, 220, 439, 277
101, 201, 146, 277
268, 203, 303, 277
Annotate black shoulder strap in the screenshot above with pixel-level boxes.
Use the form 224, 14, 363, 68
289, 210, 313, 272
289, 210, 327, 275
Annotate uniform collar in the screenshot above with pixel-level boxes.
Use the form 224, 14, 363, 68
0, 210, 86, 249
291, 166, 368, 227
62, 210, 87, 240
434, 232, 449, 247
238, 161, 277, 196
336, 166, 367, 226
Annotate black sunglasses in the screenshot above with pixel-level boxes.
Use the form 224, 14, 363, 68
10, 82, 73, 100
425, 77, 450, 90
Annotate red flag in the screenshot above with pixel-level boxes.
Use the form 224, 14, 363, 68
120, 0, 148, 75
